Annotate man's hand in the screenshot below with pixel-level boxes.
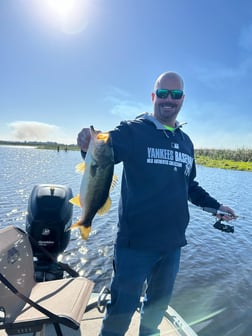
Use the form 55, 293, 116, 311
217, 205, 237, 221
77, 128, 92, 152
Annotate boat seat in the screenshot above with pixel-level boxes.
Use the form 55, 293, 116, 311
0, 226, 94, 336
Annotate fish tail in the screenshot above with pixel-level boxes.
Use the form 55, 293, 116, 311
79, 226, 91, 240
70, 221, 91, 240
70, 221, 81, 230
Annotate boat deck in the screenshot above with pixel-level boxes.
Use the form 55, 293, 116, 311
0, 296, 182, 336
81, 296, 181, 336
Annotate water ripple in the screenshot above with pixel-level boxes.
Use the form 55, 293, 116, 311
1, 146, 252, 335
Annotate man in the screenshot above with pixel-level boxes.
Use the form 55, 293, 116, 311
77, 71, 236, 336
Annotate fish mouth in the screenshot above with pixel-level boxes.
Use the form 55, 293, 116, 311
90, 125, 110, 143
97, 133, 110, 142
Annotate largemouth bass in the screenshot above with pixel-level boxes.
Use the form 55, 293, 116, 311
70, 126, 116, 240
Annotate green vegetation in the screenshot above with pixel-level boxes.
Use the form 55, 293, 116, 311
37, 144, 79, 151
0, 140, 79, 151
195, 149, 252, 172
1, 140, 252, 172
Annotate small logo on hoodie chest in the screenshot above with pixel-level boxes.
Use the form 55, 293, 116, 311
146, 147, 193, 176
171, 142, 179, 149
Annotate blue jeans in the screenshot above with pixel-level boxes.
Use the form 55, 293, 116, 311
99, 246, 181, 336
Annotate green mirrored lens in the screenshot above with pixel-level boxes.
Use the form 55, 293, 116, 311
170, 90, 183, 99
156, 89, 183, 100
156, 89, 169, 98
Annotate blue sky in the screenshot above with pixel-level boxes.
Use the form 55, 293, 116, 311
1, 0, 252, 148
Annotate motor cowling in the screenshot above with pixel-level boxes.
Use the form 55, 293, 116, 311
26, 184, 73, 281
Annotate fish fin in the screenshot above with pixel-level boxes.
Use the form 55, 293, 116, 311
75, 162, 85, 173
70, 221, 91, 240
70, 221, 81, 229
79, 226, 91, 240
110, 175, 118, 191
97, 197, 112, 215
69, 194, 81, 207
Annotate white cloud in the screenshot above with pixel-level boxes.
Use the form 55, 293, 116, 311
239, 23, 252, 51
192, 130, 252, 149
105, 87, 152, 119
182, 99, 252, 149
109, 100, 151, 119
193, 23, 252, 89
194, 61, 252, 90
8, 121, 60, 141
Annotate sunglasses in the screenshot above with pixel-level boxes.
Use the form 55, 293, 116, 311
156, 89, 183, 100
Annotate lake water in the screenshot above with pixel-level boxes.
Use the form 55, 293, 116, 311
0, 145, 252, 336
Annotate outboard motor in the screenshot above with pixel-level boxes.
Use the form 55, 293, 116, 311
26, 184, 73, 282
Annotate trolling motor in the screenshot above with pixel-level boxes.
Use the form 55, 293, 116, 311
26, 184, 74, 281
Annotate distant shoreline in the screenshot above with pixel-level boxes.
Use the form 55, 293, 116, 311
1, 141, 251, 172
0, 140, 79, 151
195, 148, 252, 172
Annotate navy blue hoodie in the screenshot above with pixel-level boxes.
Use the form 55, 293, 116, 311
109, 113, 220, 251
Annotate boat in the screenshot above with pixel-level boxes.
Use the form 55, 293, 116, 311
0, 287, 198, 336
78, 289, 199, 336
0, 184, 198, 336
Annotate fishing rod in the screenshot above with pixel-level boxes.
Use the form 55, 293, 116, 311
202, 207, 245, 234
